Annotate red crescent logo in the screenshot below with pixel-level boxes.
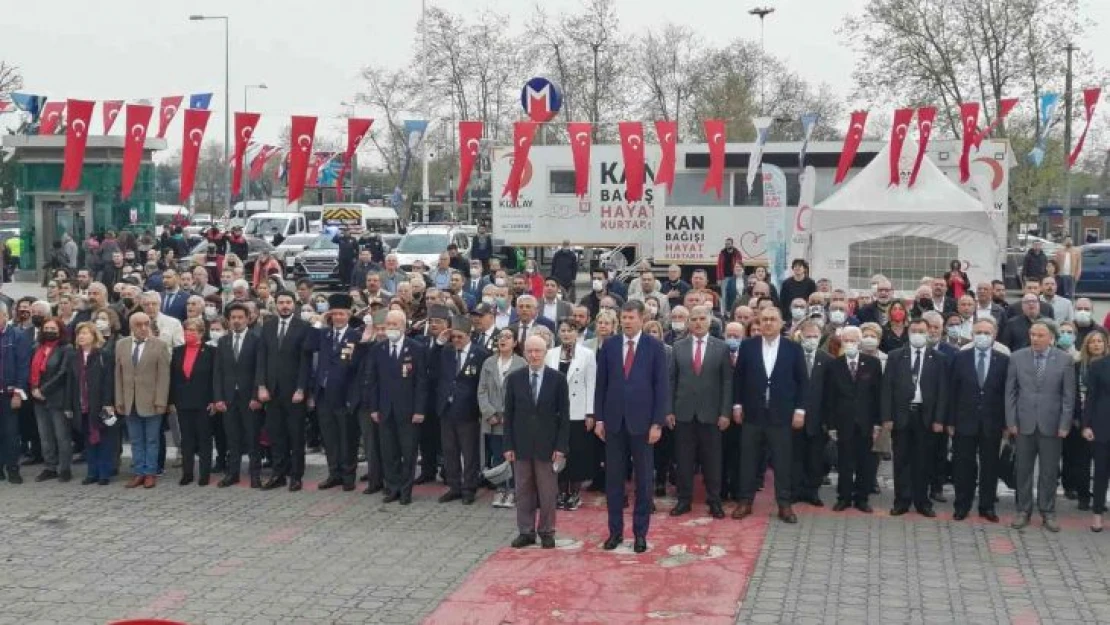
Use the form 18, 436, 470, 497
972, 157, 1004, 190
795, 205, 812, 232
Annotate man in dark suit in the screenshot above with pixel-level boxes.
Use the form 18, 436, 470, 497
823, 326, 883, 512
667, 305, 732, 519
434, 315, 489, 504
462, 260, 490, 303
256, 291, 313, 492
414, 306, 451, 485
881, 317, 949, 517
1001, 294, 1044, 352
594, 300, 669, 553
923, 310, 957, 503
312, 294, 365, 491
794, 319, 833, 507
213, 303, 264, 489
0, 303, 31, 484
732, 307, 808, 524
509, 295, 556, 354
365, 310, 427, 505
159, 269, 189, 322
947, 318, 1008, 522
503, 336, 570, 549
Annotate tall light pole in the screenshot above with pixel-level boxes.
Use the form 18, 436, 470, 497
244, 83, 266, 112
190, 14, 230, 215
749, 6, 775, 114
341, 101, 358, 203
1062, 42, 1079, 240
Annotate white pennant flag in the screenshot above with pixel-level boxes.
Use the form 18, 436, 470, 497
747, 116, 774, 193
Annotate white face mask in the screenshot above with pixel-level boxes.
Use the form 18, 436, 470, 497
1076, 310, 1093, 325
671, 321, 686, 333
908, 332, 928, 349
385, 329, 403, 342
363, 315, 373, 326
801, 337, 819, 353
300, 311, 314, 322
973, 333, 993, 350
842, 342, 859, 358
470, 268, 482, 278
204, 305, 218, 320
861, 336, 879, 351
829, 310, 847, 325
592, 279, 603, 292
495, 278, 506, 287
209, 330, 226, 342
791, 307, 806, 321
95, 319, 111, 335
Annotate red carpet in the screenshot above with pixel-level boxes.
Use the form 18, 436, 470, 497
425, 491, 771, 624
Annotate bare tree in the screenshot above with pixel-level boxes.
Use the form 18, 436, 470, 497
633, 24, 708, 130
0, 61, 22, 99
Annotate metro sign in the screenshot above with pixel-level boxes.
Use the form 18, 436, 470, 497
520, 77, 562, 123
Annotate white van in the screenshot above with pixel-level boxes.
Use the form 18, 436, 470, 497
154, 203, 189, 236
320, 203, 402, 235
229, 200, 271, 226
244, 212, 308, 244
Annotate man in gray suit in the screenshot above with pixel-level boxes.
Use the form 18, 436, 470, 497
667, 306, 733, 519
1005, 320, 1075, 532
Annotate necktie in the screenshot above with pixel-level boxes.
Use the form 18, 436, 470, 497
531, 372, 540, 402
693, 339, 703, 375
163, 293, 172, 312
233, 333, 241, 360
623, 340, 635, 377
912, 349, 921, 386
977, 351, 987, 387
1036, 353, 1046, 380
278, 319, 287, 346
520, 324, 529, 345
806, 353, 814, 376
849, 359, 857, 380
392, 344, 399, 361
132, 340, 143, 366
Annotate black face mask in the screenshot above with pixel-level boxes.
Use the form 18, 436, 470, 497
31, 315, 45, 328
917, 299, 932, 310
41, 331, 59, 341
121, 298, 135, 308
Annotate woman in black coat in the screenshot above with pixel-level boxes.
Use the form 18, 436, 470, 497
69, 322, 116, 485
170, 317, 218, 486
30, 317, 75, 482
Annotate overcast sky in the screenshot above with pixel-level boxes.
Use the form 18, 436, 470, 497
3, 0, 1108, 161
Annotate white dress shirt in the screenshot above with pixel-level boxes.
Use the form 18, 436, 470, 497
761, 336, 779, 376
911, 347, 924, 404
623, 332, 642, 363
542, 299, 560, 321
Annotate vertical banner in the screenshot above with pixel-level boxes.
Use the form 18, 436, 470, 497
121, 104, 154, 199
502, 121, 538, 204
337, 117, 375, 196
654, 120, 678, 193
157, 95, 184, 139
974, 97, 1018, 148
232, 112, 261, 197
746, 116, 774, 193
456, 120, 484, 203
835, 110, 868, 184
761, 164, 789, 289
102, 100, 123, 134
60, 99, 95, 191
908, 106, 937, 187
798, 113, 819, 169
958, 102, 980, 182
702, 118, 727, 198
567, 121, 592, 198
888, 107, 914, 186
790, 165, 817, 266
395, 119, 429, 205
286, 115, 317, 203
38, 101, 66, 135
618, 121, 646, 202
179, 108, 212, 203
1027, 92, 1060, 166
1068, 87, 1102, 169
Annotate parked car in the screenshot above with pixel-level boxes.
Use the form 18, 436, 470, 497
180, 235, 273, 275
274, 233, 319, 274
245, 212, 308, 244
1076, 243, 1110, 294
393, 224, 476, 271
291, 234, 342, 286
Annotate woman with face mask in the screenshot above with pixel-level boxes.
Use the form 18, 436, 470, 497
523, 261, 545, 299
169, 318, 218, 486
545, 320, 597, 511
859, 321, 892, 467
881, 301, 910, 353
477, 329, 526, 509
30, 318, 76, 483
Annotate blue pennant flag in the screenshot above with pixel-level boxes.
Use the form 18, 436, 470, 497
1026, 92, 1060, 167
189, 93, 213, 110
10, 93, 47, 121
402, 120, 429, 154
798, 113, 819, 169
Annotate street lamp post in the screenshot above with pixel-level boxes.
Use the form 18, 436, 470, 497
244, 83, 267, 112
189, 14, 230, 216
749, 7, 775, 114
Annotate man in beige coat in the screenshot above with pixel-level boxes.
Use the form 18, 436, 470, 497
115, 312, 170, 488
1053, 236, 1082, 299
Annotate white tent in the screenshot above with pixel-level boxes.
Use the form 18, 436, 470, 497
808, 140, 1000, 293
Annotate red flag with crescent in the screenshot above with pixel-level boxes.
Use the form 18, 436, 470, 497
337, 117, 374, 197
250, 146, 281, 180
1068, 87, 1102, 169
502, 121, 537, 204
102, 100, 123, 134
618, 121, 646, 202
60, 99, 95, 191
908, 106, 937, 187
888, 108, 914, 186
654, 120, 678, 193
121, 104, 154, 200
835, 110, 868, 185
456, 121, 484, 203
958, 102, 980, 182
702, 119, 726, 198
567, 122, 592, 198
39, 101, 65, 135
974, 98, 1018, 148
157, 96, 183, 139
286, 116, 317, 203
233, 112, 261, 197
179, 108, 212, 203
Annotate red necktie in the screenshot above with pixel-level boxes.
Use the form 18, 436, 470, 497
623, 340, 635, 377
693, 339, 703, 375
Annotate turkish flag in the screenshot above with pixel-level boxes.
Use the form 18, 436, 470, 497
39, 101, 65, 135
654, 120, 678, 193
250, 146, 280, 180
157, 96, 184, 139
286, 115, 317, 203
908, 107, 937, 187
336, 118, 374, 197
702, 119, 726, 198
958, 102, 980, 182
102, 100, 123, 134
567, 122, 592, 198
1068, 87, 1102, 169
179, 108, 212, 203
456, 120, 483, 203
60, 99, 95, 191
121, 104, 154, 200
618, 121, 646, 202
889, 108, 915, 186
835, 110, 868, 185
502, 121, 537, 204
233, 112, 261, 197
974, 98, 1018, 148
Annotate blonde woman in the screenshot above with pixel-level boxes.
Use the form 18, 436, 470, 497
860, 321, 891, 487
586, 309, 618, 352
546, 319, 596, 510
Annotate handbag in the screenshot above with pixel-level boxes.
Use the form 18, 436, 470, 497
998, 439, 1017, 490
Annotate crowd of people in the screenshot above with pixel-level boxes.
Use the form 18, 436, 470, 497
3, 228, 1110, 553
